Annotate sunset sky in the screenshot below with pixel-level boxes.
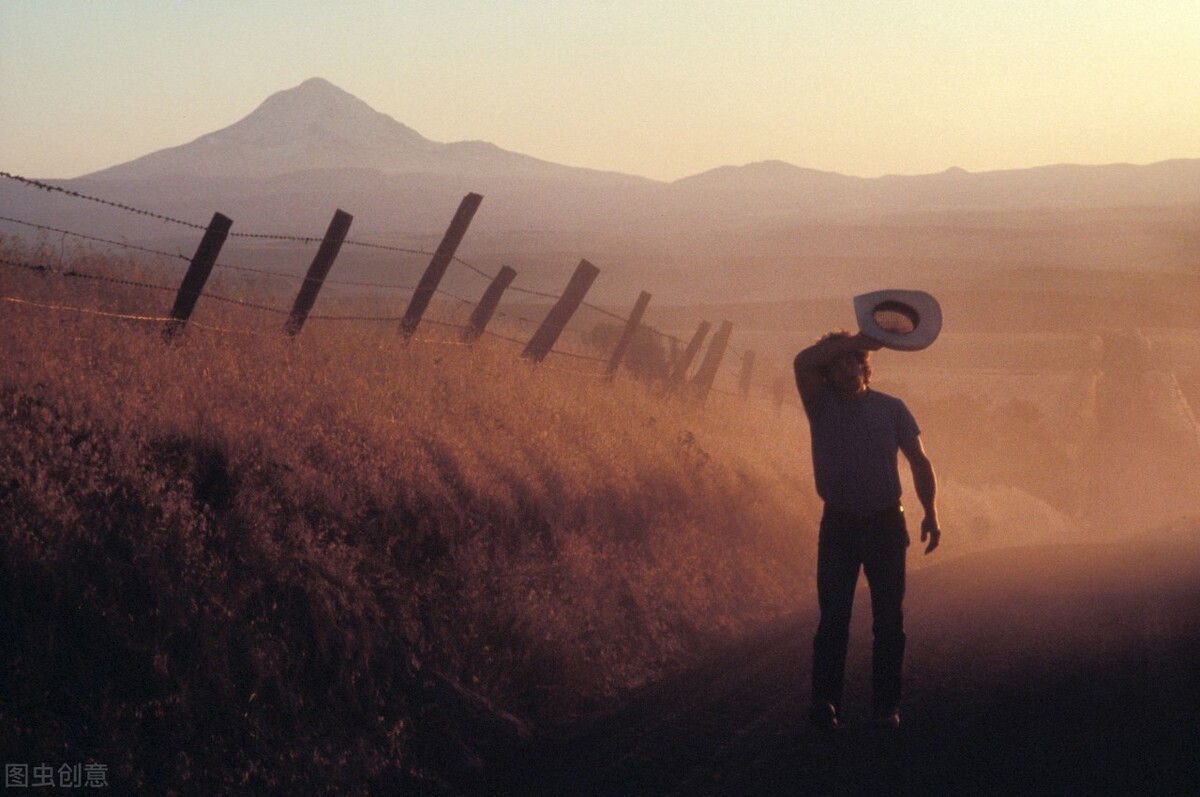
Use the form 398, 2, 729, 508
2, 1, 1197, 182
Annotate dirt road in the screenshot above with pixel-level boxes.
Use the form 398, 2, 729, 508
491, 536, 1200, 795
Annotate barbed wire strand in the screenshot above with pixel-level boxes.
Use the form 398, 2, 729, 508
3, 290, 764, 396
535, 359, 608, 379
198, 291, 290, 315
545, 347, 608, 365
308, 313, 402, 323
2, 252, 547, 328
1, 171, 466, 260
0, 256, 180, 294
0, 215, 193, 264
580, 300, 628, 324
0, 255, 296, 315
450, 253, 499, 282
0, 200, 690, 344
1, 213, 440, 293
343, 239, 434, 256
0, 173, 700, 336
0, 171, 208, 230
229, 230, 438, 260
479, 328, 528, 347
417, 317, 468, 333
506, 284, 563, 301
0, 178, 701, 366
0, 295, 266, 336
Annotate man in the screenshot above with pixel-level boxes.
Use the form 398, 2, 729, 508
793, 330, 940, 731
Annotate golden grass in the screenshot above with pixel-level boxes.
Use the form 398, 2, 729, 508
0, 236, 819, 792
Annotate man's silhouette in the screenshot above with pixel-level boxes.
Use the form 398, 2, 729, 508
794, 330, 941, 730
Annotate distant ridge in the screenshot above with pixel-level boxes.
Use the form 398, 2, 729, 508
3, 74, 1198, 292
74, 77, 1200, 212
668, 156, 1200, 212
672, 160, 860, 187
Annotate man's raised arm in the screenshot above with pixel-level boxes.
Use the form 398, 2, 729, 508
793, 332, 880, 409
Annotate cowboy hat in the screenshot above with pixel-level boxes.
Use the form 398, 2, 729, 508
853, 289, 943, 351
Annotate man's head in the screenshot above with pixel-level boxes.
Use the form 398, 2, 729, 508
819, 330, 872, 397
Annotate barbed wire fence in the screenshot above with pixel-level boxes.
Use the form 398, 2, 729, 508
0, 171, 795, 406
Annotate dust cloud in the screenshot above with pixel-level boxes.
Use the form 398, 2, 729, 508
677, 260, 1200, 570
900, 322, 1200, 563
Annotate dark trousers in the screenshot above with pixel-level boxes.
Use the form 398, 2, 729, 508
811, 505, 909, 712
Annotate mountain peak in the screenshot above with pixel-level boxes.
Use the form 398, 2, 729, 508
238, 78, 428, 144
84, 78, 438, 180
253, 77, 381, 119
79, 77, 652, 185
296, 76, 341, 91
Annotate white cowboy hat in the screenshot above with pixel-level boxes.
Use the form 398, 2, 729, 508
853, 289, 943, 351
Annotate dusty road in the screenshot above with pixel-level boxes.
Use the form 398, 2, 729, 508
491, 535, 1200, 796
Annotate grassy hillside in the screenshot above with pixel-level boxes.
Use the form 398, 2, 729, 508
0, 237, 819, 794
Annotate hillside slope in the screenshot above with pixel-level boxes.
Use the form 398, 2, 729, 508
0, 247, 817, 794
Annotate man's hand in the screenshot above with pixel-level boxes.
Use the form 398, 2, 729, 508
921, 516, 941, 555
852, 332, 884, 351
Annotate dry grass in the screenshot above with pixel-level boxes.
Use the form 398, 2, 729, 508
0, 236, 818, 794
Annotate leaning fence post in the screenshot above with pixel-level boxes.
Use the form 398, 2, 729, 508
668, 321, 711, 386
690, 320, 734, 400
400, 192, 484, 340
283, 209, 354, 337
521, 259, 600, 363
162, 212, 233, 340
605, 291, 652, 379
461, 264, 517, 343
738, 350, 757, 398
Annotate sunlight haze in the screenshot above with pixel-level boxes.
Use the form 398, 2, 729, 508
2, 0, 1197, 180
4, 4, 1200, 794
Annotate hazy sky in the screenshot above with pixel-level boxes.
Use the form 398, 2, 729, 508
2, 1, 1197, 181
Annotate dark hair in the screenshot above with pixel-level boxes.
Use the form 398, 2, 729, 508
817, 330, 872, 386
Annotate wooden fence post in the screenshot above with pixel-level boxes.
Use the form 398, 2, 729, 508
400, 192, 484, 339
668, 321, 711, 385
738, 350, 757, 398
283, 209, 353, 337
605, 291, 652, 379
691, 320, 734, 400
521, 259, 600, 363
461, 264, 516, 343
162, 212, 233, 340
